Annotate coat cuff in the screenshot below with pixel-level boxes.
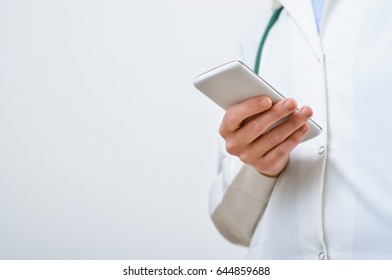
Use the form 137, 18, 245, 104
209, 162, 277, 246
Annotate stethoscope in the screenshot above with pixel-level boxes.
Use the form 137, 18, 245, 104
254, 7, 284, 75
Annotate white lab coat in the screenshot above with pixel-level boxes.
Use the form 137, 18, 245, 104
210, 0, 392, 259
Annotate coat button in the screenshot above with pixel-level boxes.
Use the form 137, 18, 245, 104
318, 146, 325, 155
319, 252, 326, 260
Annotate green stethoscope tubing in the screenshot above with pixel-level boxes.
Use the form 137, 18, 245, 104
254, 7, 284, 75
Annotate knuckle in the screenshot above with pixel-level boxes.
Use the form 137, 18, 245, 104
224, 109, 238, 126
267, 130, 282, 145
218, 123, 227, 137
275, 144, 288, 158
248, 119, 262, 135
225, 139, 240, 155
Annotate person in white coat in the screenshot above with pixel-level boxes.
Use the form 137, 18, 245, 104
210, 0, 392, 259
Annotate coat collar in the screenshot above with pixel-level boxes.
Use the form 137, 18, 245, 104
270, 0, 282, 10
270, 0, 323, 58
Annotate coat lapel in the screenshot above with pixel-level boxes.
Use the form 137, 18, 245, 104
277, 0, 323, 58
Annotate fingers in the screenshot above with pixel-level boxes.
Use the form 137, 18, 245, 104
235, 123, 309, 177
233, 98, 298, 145
239, 106, 313, 160
257, 124, 309, 176
248, 105, 313, 155
219, 96, 272, 136
219, 94, 314, 177
228, 105, 313, 177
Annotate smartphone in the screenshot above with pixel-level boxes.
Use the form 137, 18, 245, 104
193, 60, 322, 142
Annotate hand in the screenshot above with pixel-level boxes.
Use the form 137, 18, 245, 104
219, 96, 313, 177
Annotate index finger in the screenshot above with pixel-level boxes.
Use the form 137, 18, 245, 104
221, 96, 272, 134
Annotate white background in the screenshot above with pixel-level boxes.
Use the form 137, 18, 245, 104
0, 0, 269, 259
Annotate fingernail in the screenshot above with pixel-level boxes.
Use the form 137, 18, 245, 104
259, 97, 271, 108
300, 124, 309, 133
284, 99, 296, 110
300, 107, 312, 118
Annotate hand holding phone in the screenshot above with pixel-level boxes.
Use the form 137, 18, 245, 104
193, 61, 321, 177
193, 60, 322, 142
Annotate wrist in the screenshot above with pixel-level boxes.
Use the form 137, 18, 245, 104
257, 170, 280, 178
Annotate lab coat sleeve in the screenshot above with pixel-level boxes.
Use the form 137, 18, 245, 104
209, 141, 277, 246
209, 9, 277, 246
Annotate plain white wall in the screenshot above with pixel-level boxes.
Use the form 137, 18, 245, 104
0, 0, 269, 259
